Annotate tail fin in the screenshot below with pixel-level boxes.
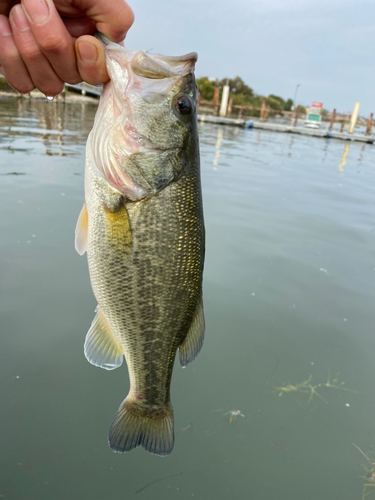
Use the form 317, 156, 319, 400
108, 397, 174, 456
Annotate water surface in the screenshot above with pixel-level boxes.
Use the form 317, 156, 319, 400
1, 96, 375, 500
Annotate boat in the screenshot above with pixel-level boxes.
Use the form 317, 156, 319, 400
304, 112, 322, 129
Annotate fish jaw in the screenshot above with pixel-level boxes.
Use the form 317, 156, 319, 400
88, 41, 199, 199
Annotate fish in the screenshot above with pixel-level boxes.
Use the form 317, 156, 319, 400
75, 35, 205, 456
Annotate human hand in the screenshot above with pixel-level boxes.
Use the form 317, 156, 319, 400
0, 0, 134, 96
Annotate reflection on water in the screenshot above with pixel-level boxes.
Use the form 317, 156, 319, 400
2, 97, 375, 500
213, 128, 223, 168
338, 143, 350, 173
288, 135, 294, 156
358, 143, 366, 163
0, 96, 97, 158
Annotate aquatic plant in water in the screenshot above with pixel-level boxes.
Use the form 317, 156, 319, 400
353, 443, 375, 499
275, 373, 358, 403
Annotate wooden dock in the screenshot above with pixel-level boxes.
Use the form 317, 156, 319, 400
198, 115, 246, 127
197, 114, 374, 144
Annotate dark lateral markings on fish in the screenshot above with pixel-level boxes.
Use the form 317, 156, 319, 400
75, 33, 205, 457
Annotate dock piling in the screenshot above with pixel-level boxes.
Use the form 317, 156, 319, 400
366, 113, 373, 136
340, 116, 347, 133
213, 87, 219, 115
219, 84, 230, 117
349, 102, 360, 134
227, 97, 233, 116
260, 100, 266, 122
328, 109, 336, 132
293, 105, 300, 127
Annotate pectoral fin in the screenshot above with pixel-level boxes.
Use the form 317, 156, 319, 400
179, 297, 205, 368
84, 306, 124, 370
75, 202, 88, 256
104, 203, 132, 256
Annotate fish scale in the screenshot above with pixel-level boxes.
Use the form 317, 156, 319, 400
76, 39, 205, 455
87, 164, 203, 404
75, 36, 205, 456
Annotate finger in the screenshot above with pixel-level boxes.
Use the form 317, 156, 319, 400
21, 0, 81, 84
0, 14, 34, 93
63, 16, 95, 39
71, 0, 134, 43
9, 4, 64, 95
75, 35, 108, 85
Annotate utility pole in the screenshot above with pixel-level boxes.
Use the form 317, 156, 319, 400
293, 84, 301, 110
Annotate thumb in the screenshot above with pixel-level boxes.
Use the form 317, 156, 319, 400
62, 0, 134, 42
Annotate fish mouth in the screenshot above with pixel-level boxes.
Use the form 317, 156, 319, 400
130, 52, 197, 79
96, 33, 197, 78
153, 52, 198, 64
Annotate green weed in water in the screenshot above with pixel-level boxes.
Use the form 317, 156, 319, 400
353, 443, 375, 499
275, 373, 358, 403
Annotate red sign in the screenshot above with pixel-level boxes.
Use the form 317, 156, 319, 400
311, 102, 323, 108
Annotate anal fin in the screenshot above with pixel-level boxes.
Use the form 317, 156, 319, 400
84, 306, 123, 370
179, 297, 205, 368
75, 202, 88, 256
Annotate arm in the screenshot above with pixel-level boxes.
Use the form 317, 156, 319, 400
0, 0, 134, 95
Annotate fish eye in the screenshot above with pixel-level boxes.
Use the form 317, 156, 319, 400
175, 96, 192, 116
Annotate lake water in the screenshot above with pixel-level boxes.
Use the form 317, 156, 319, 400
1, 96, 375, 500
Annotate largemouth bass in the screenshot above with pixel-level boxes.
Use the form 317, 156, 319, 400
75, 37, 205, 456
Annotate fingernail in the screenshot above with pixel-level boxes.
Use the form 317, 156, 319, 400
22, 0, 50, 24
78, 42, 98, 63
0, 16, 12, 36
12, 5, 31, 32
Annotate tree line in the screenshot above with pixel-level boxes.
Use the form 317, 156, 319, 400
196, 76, 306, 113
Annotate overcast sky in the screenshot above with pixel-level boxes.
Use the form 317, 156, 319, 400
126, 0, 375, 116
